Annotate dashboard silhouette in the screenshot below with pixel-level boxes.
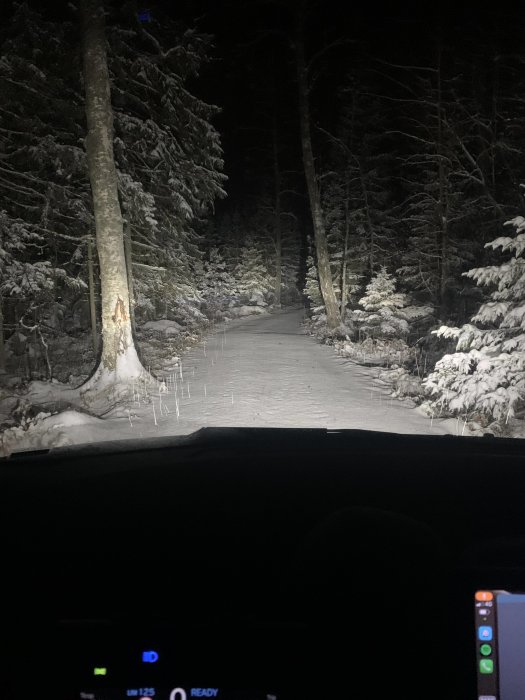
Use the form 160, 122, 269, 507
2, 427, 525, 699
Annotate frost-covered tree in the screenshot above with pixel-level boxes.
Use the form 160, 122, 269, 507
0, 212, 86, 375
107, 6, 226, 325
0, 1, 225, 381
358, 267, 406, 311
304, 252, 323, 310
0, 4, 91, 375
320, 81, 401, 319
235, 235, 274, 306
323, 175, 367, 315
218, 210, 245, 280
243, 202, 300, 307
353, 267, 409, 339
202, 247, 235, 317
423, 215, 525, 424
280, 222, 302, 304
392, 45, 521, 316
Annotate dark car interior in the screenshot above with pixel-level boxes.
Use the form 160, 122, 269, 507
2, 427, 525, 699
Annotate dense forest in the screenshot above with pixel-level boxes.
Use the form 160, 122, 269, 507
1, 0, 524, 450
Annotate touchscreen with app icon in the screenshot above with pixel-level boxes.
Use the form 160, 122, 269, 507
475, 590, 525, 700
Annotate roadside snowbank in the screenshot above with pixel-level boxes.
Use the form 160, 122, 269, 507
0, 306, 278, 455
227, 305, 268, 318
142, 319, 183, 336
1, 409, 107, 456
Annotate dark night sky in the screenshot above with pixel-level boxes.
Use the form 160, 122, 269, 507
160, 0, 523, 206
17, 0, 525, 208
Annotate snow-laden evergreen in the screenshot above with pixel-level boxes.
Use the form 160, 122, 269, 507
235, 235, 274, 306
304, 253, 323, 310
202, 247, 236, 317
423, 216, 525, 424
280, 226, 302, 304
358, 267, 406, 311
323, 176, 366, 313
0, 213, 84, 300
352, 267, 409, 339
0, 5, 91, 332
0, 3, 226, 381
107, 9, 226, 327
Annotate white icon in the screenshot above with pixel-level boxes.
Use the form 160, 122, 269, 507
478, 696, 497, 700
478, 608, 490, 615
170, 690, 187, 700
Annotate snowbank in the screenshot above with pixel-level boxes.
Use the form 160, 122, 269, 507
336, 337, 413, 366
227, 305, 268, 318
141, 319, 183, 336
26, 379, 80, 403
1, 409, 106, 456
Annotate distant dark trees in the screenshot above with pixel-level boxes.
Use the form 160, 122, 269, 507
205, 205, 301, 313
304, 38, 525, 330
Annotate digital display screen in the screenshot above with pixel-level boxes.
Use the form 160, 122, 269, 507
56, 625, 281, 700
75, 657, 277, 700
78, 688, 274, 700
474, 590, 525, 700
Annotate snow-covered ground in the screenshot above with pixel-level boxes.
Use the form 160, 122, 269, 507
2, 308, 454, 455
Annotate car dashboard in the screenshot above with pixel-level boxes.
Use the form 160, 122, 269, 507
2, 427, 525, 700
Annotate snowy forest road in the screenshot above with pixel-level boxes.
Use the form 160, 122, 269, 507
146, 308, 451, 438
6, 307, 454, 455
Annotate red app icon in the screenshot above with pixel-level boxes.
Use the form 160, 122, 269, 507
476, 591, 494, 602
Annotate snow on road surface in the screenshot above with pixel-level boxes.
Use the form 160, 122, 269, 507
154, 307, 451, 435
6, 308, 452, 453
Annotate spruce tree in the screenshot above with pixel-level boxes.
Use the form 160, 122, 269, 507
424, 215, 525, 424
202, 247, 235, 317
304, 253, 323, 309
107, 6, 226, 324
354, 267, 408, 339
0, 2, 91, 371
235, 236, 273, 306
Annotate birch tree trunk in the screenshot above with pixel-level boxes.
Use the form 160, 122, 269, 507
294, 29, 340, 329
80, 0, 144, 385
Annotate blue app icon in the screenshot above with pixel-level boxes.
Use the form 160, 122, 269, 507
479, 626, 493, 641
142, 650, 159, 663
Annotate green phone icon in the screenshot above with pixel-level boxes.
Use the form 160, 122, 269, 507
480, 659, 494, 674
480, 644, 492, 656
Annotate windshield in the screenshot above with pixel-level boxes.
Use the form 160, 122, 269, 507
1, 1, 524, 456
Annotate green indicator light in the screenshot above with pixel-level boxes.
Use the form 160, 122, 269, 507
93, 667, 107, 676
480, 659, 494, 674
480, 644, 492, 656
